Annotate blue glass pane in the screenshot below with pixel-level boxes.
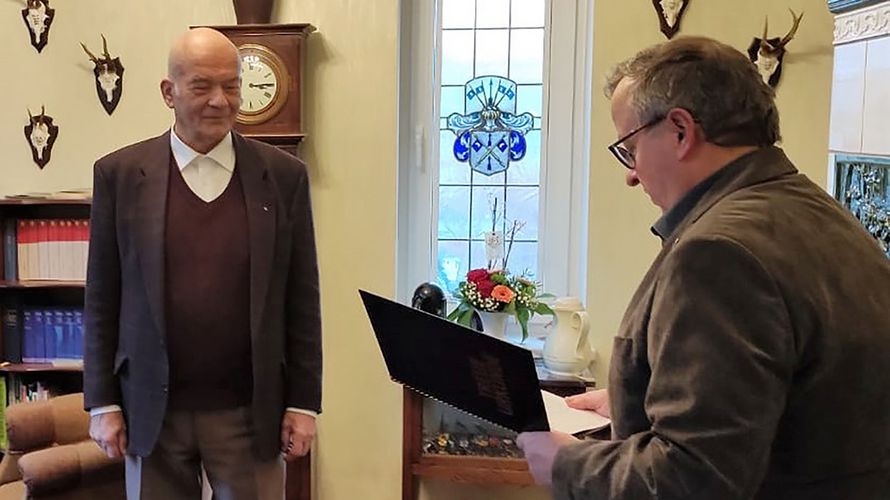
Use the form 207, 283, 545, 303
511, 0, 546, 28
509, 28, 544, 84
475, 29, 509, 77
517, 84, 542, 117
442, 30, 475, 86
507, 130, 540, 184
505, 186, 539, 240
440, 130, 471, 185
440, 86, 466, 118
437, 240, 470, 294
476, 0, 510, 29
440, 118, 449, 129
534, 117, 542, 129
472, 170, 506, 186
470, 186, 505, 238
504, 241, 538, 279
438, 186, 471, 239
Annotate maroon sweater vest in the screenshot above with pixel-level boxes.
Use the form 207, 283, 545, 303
164, 157, 252, 411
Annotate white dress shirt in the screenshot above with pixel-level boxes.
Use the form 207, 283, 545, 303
170, 128, 235, 202
91, 128, 316, 420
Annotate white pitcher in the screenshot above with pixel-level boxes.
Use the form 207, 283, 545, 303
543, 297, 595, 376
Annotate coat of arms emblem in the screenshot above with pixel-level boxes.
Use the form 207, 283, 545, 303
446, 76, 535, 176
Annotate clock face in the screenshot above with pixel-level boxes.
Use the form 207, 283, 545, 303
236, 44, 289, 125
240, 57, 278, 114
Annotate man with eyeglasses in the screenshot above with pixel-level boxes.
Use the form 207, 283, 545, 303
517, 36, 890, 500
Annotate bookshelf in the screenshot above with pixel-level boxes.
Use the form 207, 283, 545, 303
0, 363, 83, 373
0, 198, 89, 410
0, 281, 85, 288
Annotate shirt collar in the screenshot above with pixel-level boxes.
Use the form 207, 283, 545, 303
650, 163, 732, 242
169, 128, 235, 173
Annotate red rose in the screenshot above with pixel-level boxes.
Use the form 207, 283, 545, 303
466, 268, 489, 283
476, 279, 496, 297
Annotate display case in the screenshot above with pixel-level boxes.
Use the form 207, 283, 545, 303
401, 359, 596, 500
834, 154, 890, 258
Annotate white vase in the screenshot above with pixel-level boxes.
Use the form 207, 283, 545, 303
477, 311, 509, 340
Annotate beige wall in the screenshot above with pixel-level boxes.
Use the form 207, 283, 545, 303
273, 2, 403, 500
0, 0, 235, 195
0, 1, 834, 499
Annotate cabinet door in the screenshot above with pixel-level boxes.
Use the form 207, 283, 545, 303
863, 37, 890, 155
829, 42, 866, 153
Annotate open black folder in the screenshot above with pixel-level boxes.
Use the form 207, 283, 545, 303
360, 289, 549, 433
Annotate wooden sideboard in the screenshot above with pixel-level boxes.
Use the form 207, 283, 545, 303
400, 360, 596, 500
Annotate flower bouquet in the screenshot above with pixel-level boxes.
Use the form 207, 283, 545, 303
447, 268, 554, 341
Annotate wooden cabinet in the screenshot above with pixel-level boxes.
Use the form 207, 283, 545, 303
401, 360, 595, 500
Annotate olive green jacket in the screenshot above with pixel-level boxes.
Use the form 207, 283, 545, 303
553, 147, 890, 499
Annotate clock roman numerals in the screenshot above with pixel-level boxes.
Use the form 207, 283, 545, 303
231, 41, 296, 126
239, 57, 279, 116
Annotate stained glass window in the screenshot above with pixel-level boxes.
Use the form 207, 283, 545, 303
436, 0, 546, 294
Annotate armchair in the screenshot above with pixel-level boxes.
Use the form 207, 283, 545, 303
0, 393, 125, 500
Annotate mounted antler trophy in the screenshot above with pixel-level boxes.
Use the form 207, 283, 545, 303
20, 0, 55, 53
747, 9, 804, 88
81, 35, 125, 115
652, 0, 689, 39
24, 107, 59, 169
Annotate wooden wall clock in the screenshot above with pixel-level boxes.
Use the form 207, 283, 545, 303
206, 24, 314, 153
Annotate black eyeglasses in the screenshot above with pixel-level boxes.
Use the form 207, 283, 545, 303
607, 116, 665, 169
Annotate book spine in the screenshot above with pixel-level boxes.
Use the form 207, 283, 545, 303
34, 310, 46, 363
27, 220, 39, 281
2, 302, 22, 363
37, 220, 49, 280
17, 220, 28, 281
48, 220, 60, 281
3, 219, 16, 282
43, 308, 56, 361
73, 310, 84, 360
21, 309, 35, 363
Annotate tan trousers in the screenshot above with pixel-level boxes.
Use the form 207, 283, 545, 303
124, 407, 284, 500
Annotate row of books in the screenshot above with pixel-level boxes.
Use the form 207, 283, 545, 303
6, 378, 53, 405
3, 218, 90, 282
2, 306, 84, 364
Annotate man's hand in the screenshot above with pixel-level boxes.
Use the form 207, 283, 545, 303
89, 411, 128, 459
565, 388, 611, 417
516, 431, 579, 486
281, 412, 316, 462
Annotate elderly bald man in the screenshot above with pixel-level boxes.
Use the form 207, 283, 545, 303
84, 27, 322, 500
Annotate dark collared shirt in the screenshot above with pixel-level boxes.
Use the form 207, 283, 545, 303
651, 160, 738, 242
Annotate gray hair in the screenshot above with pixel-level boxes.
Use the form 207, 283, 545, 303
606, 36, 781, 147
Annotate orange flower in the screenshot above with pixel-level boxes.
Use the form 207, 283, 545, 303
491, 285, 515, 303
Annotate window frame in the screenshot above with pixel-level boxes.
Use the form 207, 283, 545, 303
397, 0, 593, 321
